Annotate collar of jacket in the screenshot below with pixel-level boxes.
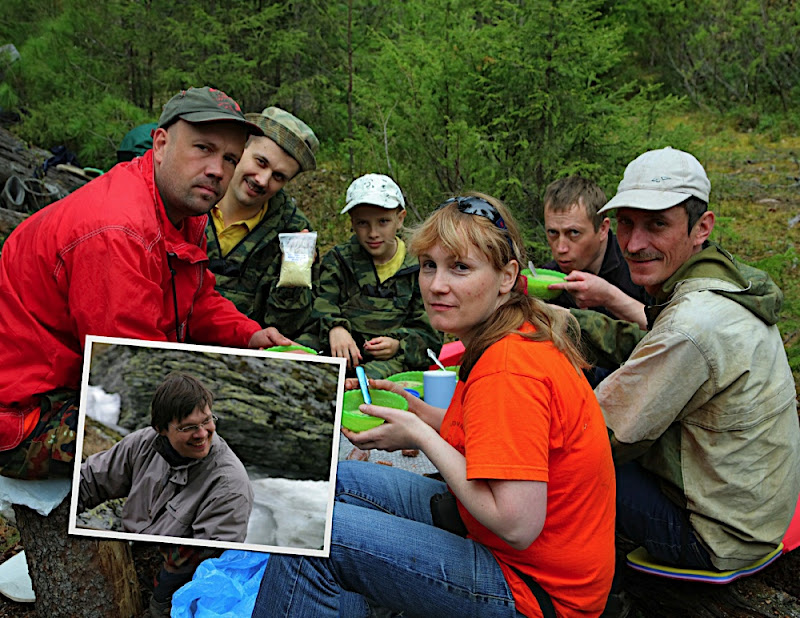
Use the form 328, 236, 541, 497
645, 243, 783, 327
346, 233, 420, 283
598, 229, 624, 277
153, 432, 217, 486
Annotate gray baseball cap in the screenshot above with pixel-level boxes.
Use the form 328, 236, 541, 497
341, 174, 405, 215
598, 147, 710, 214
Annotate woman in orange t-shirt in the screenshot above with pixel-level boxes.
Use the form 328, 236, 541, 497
253, 193, 615, 618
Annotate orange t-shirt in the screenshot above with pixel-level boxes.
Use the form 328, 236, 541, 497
439, 325, 615, 617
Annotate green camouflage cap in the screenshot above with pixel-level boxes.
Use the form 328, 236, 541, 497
246, 107, 318, 172
158, 87, 263, 135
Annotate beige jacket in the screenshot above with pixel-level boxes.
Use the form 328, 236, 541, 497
79, 427, 253, 542
597, 257, 800, 569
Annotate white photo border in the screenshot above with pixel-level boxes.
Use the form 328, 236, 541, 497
68, 335, 345, 558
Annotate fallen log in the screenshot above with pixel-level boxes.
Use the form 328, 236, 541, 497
13, 497, 142, 618
0, 126, 88, 198
0, 205, 26, 243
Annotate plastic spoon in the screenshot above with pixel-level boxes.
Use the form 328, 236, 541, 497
355, 365, 372, 404
528, 260, 538, 278
427, 348, 447, 371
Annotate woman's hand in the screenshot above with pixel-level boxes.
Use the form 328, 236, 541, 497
342, 402, 438, 452
342, 378, 447, 431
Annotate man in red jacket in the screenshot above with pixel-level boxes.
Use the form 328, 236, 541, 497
0, 86, 294, 481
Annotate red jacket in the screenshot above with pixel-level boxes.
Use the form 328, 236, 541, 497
0, 150, 261, 450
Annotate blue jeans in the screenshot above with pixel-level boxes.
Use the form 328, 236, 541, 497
252, 461, 525, 618
615, 461, 714, 569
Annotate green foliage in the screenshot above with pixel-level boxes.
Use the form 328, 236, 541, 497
618, 0, 800, 113
0, 0, 794, 214
333, 0, 686, 231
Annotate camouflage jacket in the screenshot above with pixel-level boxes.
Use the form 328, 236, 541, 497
309, 235, 442, 372
205, 190, 315, 339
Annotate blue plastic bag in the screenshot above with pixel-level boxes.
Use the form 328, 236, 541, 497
171, 550, 269, 618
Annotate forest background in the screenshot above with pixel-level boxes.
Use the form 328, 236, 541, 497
1, 0, 799, 387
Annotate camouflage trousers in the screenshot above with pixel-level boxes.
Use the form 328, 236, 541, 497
0, 394, 78, 480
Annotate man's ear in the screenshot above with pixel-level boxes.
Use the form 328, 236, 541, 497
499, 259, 519, 294
151, 127, 169, 165
598, 216, 611, 241
692, 211, 715, 249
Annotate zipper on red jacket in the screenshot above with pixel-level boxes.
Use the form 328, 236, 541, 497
167, 252, 186, 343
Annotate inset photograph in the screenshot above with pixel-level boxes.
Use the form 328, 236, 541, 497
68, 336, 344, 558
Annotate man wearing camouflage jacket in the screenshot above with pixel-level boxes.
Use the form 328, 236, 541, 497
206, 107, 319, 339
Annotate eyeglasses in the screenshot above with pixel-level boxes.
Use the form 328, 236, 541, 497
170, 414, 218, 434
436, 196, 513, 249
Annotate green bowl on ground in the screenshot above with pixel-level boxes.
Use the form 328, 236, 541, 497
265, 344, 318, 355
387, 371, 425, 398
521, 268, 567, 300
341, 389, 409, 432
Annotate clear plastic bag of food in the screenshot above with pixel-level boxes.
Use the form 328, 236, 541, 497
277, 231, 317, 288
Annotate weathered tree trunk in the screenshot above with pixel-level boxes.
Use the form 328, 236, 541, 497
0, 127, 88, 195
0, 206, 26, 241
13, 497, 142, 618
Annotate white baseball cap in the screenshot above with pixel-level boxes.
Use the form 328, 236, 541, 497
341, 174, 405, 215
598, 147, 710, 214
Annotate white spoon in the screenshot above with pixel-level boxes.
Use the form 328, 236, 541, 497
528, 260, 538, 278
427, 348, 447, 371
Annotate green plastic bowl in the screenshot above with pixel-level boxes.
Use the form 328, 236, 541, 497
387, 371, 425, 398
265, 344, 318, 355
341, 389, 409, 432
521, 268, 567, 300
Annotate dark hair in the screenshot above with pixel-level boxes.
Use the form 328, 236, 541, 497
150, 372, 213, 432
543, 176, 607, 231
681, 196, 709, 233
408, 192, 587, 380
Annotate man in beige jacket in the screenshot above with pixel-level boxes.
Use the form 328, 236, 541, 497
575, 148, 800, 617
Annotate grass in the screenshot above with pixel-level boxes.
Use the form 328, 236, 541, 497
682, 113, 800, 391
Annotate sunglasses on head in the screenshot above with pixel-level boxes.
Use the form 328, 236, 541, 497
436, 196, 513, 249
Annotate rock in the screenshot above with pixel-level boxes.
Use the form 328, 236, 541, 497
76, 498, 126, 532
88, 345, 339, 480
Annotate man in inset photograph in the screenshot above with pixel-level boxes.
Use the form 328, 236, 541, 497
78, 371, 253, 540
78, 371, 253, 616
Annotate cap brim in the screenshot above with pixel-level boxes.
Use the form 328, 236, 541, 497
598, 189, 693, 214
341, 192, 404, 215
177, 111, 264, 136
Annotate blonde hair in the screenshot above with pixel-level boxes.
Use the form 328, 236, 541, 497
408, 192, 587, 379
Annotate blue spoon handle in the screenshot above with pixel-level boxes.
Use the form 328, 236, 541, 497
355, 366, 372, 405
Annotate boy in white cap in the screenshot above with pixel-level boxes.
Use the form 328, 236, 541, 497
305, 174, 442, 379
573, 148, 799, 609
